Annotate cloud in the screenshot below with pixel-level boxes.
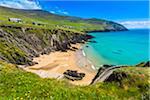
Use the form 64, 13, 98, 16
49, 6, 69, 15
56, 7, 69, 15
0, 0, 41, 9
60, 11, 69, 15
0, 0, 69, 15
50, 11, 56, 14
119, 20, 150, 29
57, 10, 69, 15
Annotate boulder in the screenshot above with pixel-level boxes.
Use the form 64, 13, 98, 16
63, 70, 85, 81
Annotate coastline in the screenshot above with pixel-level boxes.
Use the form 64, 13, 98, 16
76, 47, 96, 70
23, 43, 97, 85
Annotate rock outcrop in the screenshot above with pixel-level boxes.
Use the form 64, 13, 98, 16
91, 61, 149, 84
0, 26, 91, 65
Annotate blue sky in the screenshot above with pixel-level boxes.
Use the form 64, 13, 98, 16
0, 0, 149, 28
39, 1, 149, 21
39, 0, 150, 28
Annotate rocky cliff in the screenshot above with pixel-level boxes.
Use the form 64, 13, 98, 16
0, 25, 127, 66
0, 26, 92, 65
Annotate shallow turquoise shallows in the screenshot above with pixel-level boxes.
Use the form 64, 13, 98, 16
82, 29, 149, 67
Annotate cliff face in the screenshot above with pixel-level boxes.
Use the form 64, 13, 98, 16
0, 26, 91, 65
0, 25, 127, 65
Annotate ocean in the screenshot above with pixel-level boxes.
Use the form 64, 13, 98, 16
82, 29, 149, 68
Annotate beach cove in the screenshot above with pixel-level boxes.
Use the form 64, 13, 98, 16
22, 29, 149, 86
24, 44, 97, 86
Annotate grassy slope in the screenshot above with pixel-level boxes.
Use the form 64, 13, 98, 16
0, 61, 149, 99
0, 6, 126, 32
0, 6, 103, 31
0, 39, 29, 64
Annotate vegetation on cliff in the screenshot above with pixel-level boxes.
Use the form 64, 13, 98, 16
0, 27, 89, 65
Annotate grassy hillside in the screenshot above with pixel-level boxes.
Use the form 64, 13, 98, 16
0, 6, 127, 32
0, 61, 149, 99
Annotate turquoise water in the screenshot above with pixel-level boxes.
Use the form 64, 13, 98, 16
83, 29, 149, 67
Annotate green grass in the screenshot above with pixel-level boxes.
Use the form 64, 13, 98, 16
0, 39, 30, 64
0, 61, 149, 99
0, 6, 125, 32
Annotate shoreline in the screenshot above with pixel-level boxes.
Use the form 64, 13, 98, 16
23, 43, 97, 85
80, 48, 96, 70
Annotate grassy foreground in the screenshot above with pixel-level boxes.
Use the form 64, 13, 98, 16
0, 61, 149, 100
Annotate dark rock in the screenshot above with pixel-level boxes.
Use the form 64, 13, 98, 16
28, 61, 38, 66
63, 70, 85, 81
136, 61, 150, 67
34, 62, 38, 65
72, 47, 78, 50
143, 61, 150, 67
35, 54, 40, 57
91, 67, 106, 84
104, 71, 127, 83
28, 62, 34, 66
103, 64, 113, 68
0, 30, 5, 37
88, 40, 97, 43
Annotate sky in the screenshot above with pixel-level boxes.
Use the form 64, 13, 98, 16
0, 0, 149, 29
0, 0, 41, 9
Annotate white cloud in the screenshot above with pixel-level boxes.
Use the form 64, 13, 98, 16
50, 6, 69, 15
57, 10, 69, 15
57, 9, 69, 15
0, 0, 70, 15
61, 11, 69, 15
119, 20, 150, 29
50, 11, 56, 14
0, 0, 41, 9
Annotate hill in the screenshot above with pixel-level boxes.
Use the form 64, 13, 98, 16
0, 6, 127, 32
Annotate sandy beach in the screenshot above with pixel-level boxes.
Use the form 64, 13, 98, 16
24, 44, 97, 85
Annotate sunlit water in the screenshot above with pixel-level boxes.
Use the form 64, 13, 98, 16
82, 29, 149, 68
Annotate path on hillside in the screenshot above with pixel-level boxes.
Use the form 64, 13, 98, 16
91, 66, 125, 85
